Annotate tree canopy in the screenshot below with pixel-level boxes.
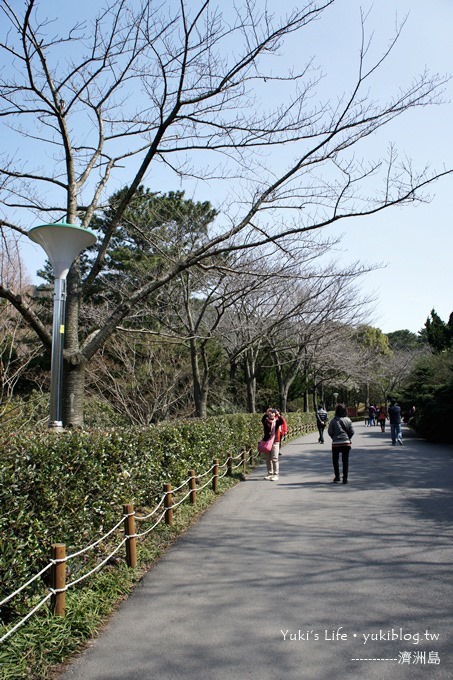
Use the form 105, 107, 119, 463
0, 0, 451, 426
424, 309, 453, 352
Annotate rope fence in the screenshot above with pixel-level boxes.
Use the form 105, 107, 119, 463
0, 447, 253, 644
0, 422, 314, 644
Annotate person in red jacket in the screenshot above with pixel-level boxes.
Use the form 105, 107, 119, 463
377, 405, 387, 432
261, 408, 287, 481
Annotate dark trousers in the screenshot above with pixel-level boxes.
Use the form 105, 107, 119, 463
317, 423, 326, 442
332, 445, 350, 481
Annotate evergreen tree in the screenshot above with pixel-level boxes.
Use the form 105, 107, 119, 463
92, 187, 218, 303
386, 329, 424, 351
424, 309, 452, 352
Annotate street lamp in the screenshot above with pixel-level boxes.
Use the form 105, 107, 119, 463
28, 222, 96, 430
333, 392, 339, 408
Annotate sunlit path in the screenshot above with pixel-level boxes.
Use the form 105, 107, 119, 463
60, 422, 453, 680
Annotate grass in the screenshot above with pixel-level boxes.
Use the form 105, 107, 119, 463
0, 472, 244, 680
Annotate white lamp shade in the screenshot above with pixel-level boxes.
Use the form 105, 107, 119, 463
28, 222, 96, 279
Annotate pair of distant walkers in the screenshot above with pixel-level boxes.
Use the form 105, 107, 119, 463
317, 403, 354, 484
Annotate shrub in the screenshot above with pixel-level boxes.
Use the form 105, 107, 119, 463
401, 352, 453, 443
0, 411, 315, 624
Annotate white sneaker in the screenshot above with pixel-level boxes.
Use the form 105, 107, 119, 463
271, 475, 279, 481
264, 474, 273, 480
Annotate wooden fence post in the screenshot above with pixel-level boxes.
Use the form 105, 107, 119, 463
51, 543, 66, 617
164, 483, 173, 525
212, 459, 219, 493
248, 447, 254, 467
241, 449, 247, 474
227, 456, 233, 477
188, 470, 197, 505
123, 503, 137, 568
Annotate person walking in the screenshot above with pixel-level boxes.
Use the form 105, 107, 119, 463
377, 405, 387, 432
388, 398, 403, 446
368, 404, 376, 427
327, 403, 354, 484
315, 403, 329, 443
261, 408, 286, 481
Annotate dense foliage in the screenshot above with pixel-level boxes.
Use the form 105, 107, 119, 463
0, 411, 314, 622
401, 351, 453, 443
424, 309, 453, 352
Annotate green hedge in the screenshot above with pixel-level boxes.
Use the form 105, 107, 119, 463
0, 411, 315, 621
411, 384, 453, 443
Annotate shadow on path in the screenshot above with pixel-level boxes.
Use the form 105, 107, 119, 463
60, 422, 453, 680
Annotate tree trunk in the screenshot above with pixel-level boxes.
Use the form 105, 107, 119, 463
277, 374, 289, 413
62, 265, 85, 428
246, 380, 256, 414
189, 338, 208, 418
63, 359, 86, 428
229, 359, 239, 405
365, 381, 370, 408
275, 362, 286, 412
280, 389, 288, 413
244, 350, 256, 414
194, 385, 208, 419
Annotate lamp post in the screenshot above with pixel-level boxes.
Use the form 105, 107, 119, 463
28, 222, 96, 430
333, 392, 339, 409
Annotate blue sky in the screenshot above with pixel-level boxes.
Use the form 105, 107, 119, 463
17, 0, 453, 334
307, 0, 453, 334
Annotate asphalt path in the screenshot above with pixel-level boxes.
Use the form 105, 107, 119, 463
60, 422, 453, 680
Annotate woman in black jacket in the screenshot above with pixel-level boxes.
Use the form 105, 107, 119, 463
327, 403, 354, 484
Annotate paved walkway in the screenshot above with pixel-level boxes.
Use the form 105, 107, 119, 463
60, 423, 453, 680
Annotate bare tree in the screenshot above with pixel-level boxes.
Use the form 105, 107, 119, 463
161, 267, 249, 418
216, 241, 344, 412
1, 234, 29, 291
309, 329, 352, 409
267, 262, 370, 411
0, 312, 43, 422
0, 0, 451, 425
0, 235, 42, 418
0, 238, 42, 421
222, 289, 270, 413
219, 254, 308, 413
372, 346, 426, 405
86, 333, 193, 424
